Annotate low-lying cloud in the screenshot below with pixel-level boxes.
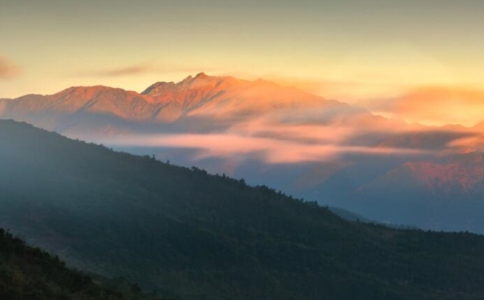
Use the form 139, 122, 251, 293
91, 102, 478, 165
447, 132, 484, 151
102, 133, 429, 165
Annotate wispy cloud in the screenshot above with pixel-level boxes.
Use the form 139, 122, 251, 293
447, 130, 484, 151
78, 62, 218, 77
101, 133, 428, 165
0, 56, 21, 79
92, 63, 154, 77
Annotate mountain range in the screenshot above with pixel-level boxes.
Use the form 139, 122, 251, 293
2, 73, 484, 232
4, 119, 484, 300
0, 73, 342, 135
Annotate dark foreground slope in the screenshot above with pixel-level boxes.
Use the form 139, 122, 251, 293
2, 119, 484, 300
0, 229, 165, 300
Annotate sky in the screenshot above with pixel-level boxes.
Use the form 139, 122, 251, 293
1, 0, 484, 126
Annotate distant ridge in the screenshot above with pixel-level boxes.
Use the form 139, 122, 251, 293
0, 73, 341, 134
2, 74, 484, 234
0, 73, 374, 153
3, 119, 484, 299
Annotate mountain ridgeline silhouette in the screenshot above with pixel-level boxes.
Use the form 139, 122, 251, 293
0, 73, 340, 135
3, 119, 484, 299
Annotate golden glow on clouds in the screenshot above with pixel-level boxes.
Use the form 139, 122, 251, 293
447, 132, 484, 153
267, 41, 467, 103
95, 103, 431, 165
370, 87, 484, 127
103, 133, 427, 165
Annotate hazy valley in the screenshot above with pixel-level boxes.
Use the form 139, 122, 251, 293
3, 119, 484, 299
2, 74, 484, 233
3, 1, 484, 299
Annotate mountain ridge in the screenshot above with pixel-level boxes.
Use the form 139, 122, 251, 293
3, 74, 484, 233
4, 119, 484, 299
0, 73, 343, 132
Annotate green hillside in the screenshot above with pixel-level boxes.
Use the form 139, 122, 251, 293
2, 119, 484, 299
0, 228, 167, 300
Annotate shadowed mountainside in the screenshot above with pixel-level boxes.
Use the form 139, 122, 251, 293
3, 120, 484, 299
0, 228, 167, 300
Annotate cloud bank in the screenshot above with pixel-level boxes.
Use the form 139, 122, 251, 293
104, 133, 429, 164
90, 101, 477, 165
103, 105, 440, 164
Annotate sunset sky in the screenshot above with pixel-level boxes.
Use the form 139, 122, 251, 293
1, 0, 484, 126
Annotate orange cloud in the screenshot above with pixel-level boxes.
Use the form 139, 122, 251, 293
81, 99, 445, 165
266, 77, 360, 98
0, 56, 20, 79
262, 75, 413, 104
101, 133, 427, 165
378, 86, 484, 127
229, 121, 353, 144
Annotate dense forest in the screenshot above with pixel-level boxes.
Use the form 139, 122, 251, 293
2, 119, 484, 299
0, 228, 167, 300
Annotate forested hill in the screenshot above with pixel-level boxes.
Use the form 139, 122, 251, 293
3, 119, 484, 300
0, 228, 167, 300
